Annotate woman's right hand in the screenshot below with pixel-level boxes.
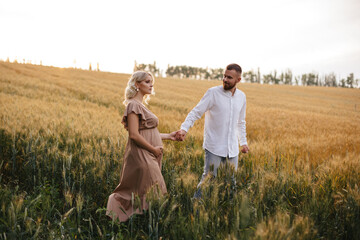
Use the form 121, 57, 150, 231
152, 146, 163, 158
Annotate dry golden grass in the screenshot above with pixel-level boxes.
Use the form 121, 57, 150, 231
1, 61, 359, 171
254, 210, 316, 239
1, 61, 360, 239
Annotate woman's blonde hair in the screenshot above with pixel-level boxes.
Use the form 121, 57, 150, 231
123, 71, 155, 105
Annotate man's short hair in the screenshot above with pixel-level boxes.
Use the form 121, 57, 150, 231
226, 64, 242, 75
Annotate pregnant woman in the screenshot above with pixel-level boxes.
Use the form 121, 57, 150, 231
106, 71, 178, 222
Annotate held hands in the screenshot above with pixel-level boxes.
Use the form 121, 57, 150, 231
169, 130, 187, 141
175, 129, 186, 141
168, 131, 179, 141
155, 130, 186, 157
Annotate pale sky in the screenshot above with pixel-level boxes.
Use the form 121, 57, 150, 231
1, 0, 360, 79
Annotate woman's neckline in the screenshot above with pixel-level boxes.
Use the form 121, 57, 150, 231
130, 99, 149, 110
131, 99, 143, 105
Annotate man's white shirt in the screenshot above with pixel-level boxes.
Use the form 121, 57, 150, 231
180, 85, 247, 158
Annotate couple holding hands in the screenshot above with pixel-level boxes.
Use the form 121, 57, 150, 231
106, 63, 249, 222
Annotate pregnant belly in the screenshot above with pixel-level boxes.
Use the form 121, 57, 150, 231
140, 128, 163, 147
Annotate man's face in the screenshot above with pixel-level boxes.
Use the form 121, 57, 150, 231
223, 69, 241, 90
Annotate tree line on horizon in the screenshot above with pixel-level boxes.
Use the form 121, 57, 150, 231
3, 57, 101, 72
134, 61, 359, 88
2, 58, 357, 88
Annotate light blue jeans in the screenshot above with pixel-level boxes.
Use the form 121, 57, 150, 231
197, 149, 238, 188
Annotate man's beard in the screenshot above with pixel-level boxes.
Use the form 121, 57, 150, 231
223, 82, 235, 90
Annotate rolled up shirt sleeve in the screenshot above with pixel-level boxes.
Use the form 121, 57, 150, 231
180, 89, 213, 132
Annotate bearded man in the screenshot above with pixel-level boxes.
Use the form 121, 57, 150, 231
177, 63, 249, 198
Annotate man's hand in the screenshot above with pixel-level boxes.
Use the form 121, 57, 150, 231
241, 145, 249, 153
175, 129, 187, 141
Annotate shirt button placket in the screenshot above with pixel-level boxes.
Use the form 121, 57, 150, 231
228, 97, 233, 156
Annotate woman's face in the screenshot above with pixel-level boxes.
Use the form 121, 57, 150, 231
136, 75, 153, 95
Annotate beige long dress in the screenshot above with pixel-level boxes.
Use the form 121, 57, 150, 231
106, 100, 167, 222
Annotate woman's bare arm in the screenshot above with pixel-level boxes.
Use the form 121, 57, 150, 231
127, 113, 162, 157
160, 131, 178, 140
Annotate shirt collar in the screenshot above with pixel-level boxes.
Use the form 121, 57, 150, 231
221, 86, 238, 97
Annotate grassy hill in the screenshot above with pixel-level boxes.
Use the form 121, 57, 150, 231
1, 61, 359, 239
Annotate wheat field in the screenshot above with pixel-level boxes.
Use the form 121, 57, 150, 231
0, 61, 359, 239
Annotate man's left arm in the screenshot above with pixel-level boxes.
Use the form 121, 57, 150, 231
237, 98, 249, 153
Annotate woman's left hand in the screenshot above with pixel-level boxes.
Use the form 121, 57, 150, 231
169, 131, 178, 141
